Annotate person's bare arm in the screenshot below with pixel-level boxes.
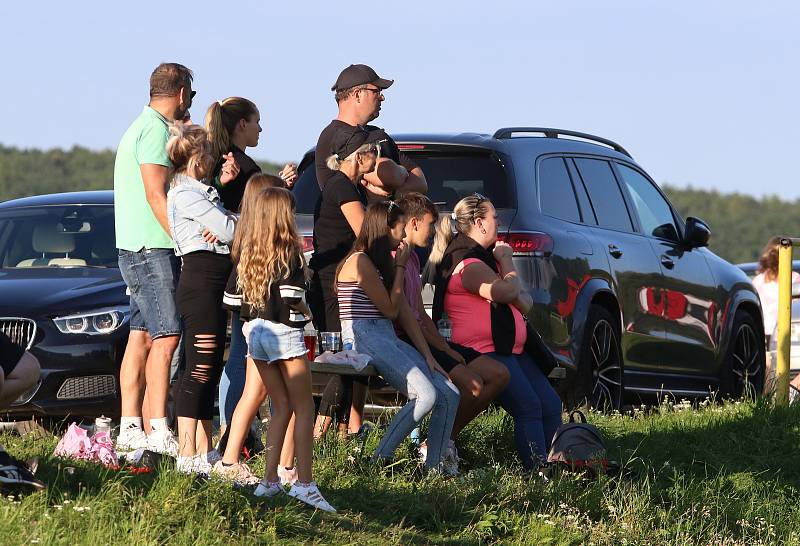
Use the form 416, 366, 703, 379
461, 261, 521, 304
397, 299, 449, 377
340, 201, 365, 236
398, 154, 427, 195
354, 243, 411, 320
140, 164, 171, 235
362, 158, 408, 192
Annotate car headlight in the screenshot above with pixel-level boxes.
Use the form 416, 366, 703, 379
53, 308, 128, 335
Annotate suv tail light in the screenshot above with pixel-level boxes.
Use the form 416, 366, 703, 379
498, 231, 553, 257
302, 236, 314, 253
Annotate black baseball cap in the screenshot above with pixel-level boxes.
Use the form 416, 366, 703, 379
330, 125, 381, 160
331, 64, 394, 92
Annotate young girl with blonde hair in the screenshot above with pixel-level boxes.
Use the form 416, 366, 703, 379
214, 187, 335, 513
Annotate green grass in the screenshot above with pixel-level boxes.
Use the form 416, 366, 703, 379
3, 398, 800, 545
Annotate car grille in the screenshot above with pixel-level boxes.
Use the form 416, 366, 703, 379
56, 375, 117, 400
0, 318, 37, 350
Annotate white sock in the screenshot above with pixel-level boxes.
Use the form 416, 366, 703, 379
149, 418, 169, 433
120, 417, 143, 431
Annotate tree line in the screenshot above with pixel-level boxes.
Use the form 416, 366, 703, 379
1, 144, 798, 264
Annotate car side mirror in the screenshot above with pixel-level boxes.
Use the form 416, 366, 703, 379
684, 217, 710, 248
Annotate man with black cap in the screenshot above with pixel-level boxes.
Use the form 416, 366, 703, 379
315, 64, 427, 198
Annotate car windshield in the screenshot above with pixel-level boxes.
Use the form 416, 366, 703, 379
0, 205, 117, 268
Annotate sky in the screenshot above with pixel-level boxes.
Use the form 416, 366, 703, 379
1, 1, 798, 199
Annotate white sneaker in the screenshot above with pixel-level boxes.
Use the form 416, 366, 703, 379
176, 454, 212, 475
148, 428, 179, 457
116, 424, 148, 452
418, 441, 428, 463
277, 466, 298, 486
212, 460, 260, 485
288, 481, 336, 513
254, 479, 284, 498
205, 449, 222, 466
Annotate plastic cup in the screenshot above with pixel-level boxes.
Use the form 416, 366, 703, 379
304, 331, 317, 361
320, 331, 341, 353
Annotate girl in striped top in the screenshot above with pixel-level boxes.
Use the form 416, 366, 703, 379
336, 201, 460, 471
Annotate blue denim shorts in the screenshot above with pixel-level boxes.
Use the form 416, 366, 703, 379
118, 248, 181, 339
247, 319, 307, 363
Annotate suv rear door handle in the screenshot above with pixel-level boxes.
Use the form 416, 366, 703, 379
660, 255, 675, 269
608, 244, 623, 258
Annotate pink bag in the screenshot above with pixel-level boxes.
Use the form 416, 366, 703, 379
53, 423, 118, 466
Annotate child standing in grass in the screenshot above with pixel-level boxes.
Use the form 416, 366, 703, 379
214, 187, 335, 513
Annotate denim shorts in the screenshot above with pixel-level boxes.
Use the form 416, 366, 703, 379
118, 248, 181, 339
247, 319, 307, 363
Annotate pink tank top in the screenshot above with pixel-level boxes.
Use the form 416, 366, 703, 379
444, 258, 527, 354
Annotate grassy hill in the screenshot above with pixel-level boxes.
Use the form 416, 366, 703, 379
2, 144, 799, 264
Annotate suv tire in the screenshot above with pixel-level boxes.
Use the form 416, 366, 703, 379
569, 304, 624, 411
720, 310, 765, 399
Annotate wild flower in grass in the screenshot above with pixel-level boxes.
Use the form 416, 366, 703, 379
73, 505, 90, 512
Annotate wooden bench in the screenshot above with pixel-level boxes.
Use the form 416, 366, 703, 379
309, 359, 566, 379
309, 361, 378, 376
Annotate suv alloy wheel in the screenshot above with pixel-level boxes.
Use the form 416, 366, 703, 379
570, 304, 624, 411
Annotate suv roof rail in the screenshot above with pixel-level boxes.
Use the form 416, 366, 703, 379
493, 127, 632, 158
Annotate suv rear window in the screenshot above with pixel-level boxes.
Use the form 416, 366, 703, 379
292, 148, 513, 214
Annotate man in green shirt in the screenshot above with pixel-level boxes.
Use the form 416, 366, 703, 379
114, 63, 194, 455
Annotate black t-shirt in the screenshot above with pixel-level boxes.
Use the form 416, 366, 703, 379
228, 258, 310, 329
213, 145, 261, 213
309, 171, 368, 272
315, 120, 401, 189
0, 332, 24, 376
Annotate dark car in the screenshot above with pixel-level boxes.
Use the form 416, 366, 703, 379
292, 127, 765, 410
0, 191, 127, 419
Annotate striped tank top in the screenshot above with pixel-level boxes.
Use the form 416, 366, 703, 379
337, 252, 384, 320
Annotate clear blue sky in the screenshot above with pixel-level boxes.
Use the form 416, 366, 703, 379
2, 1, 798, 199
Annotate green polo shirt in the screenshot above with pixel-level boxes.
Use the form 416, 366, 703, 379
114, 106, 174, 251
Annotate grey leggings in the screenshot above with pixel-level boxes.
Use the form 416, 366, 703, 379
352, 318, 460, 468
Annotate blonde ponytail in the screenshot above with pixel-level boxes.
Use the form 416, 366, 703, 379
204, 102, 231, 162
429, 215, 454, 265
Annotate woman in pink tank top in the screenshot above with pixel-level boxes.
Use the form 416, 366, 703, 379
429, 194, 562, 470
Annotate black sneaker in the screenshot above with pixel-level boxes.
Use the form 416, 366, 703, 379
0, 450, 45, 491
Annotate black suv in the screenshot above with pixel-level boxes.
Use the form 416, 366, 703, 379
292, 127, 765, 410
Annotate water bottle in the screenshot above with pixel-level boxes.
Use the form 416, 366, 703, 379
341, 320, 354, 351
94, 415, 112, 436
437, 312, 452, 341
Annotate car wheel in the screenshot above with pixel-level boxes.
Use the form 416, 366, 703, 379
721, 310, 765, 399
569, 304, 624, 412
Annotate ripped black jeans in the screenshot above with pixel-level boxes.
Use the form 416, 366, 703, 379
175, 251, 232, 420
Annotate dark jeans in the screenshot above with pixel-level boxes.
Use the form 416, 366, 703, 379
489, 351, 562, 469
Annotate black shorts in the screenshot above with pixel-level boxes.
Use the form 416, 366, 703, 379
0, 332, 24, 377
398, 335, 481, 373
